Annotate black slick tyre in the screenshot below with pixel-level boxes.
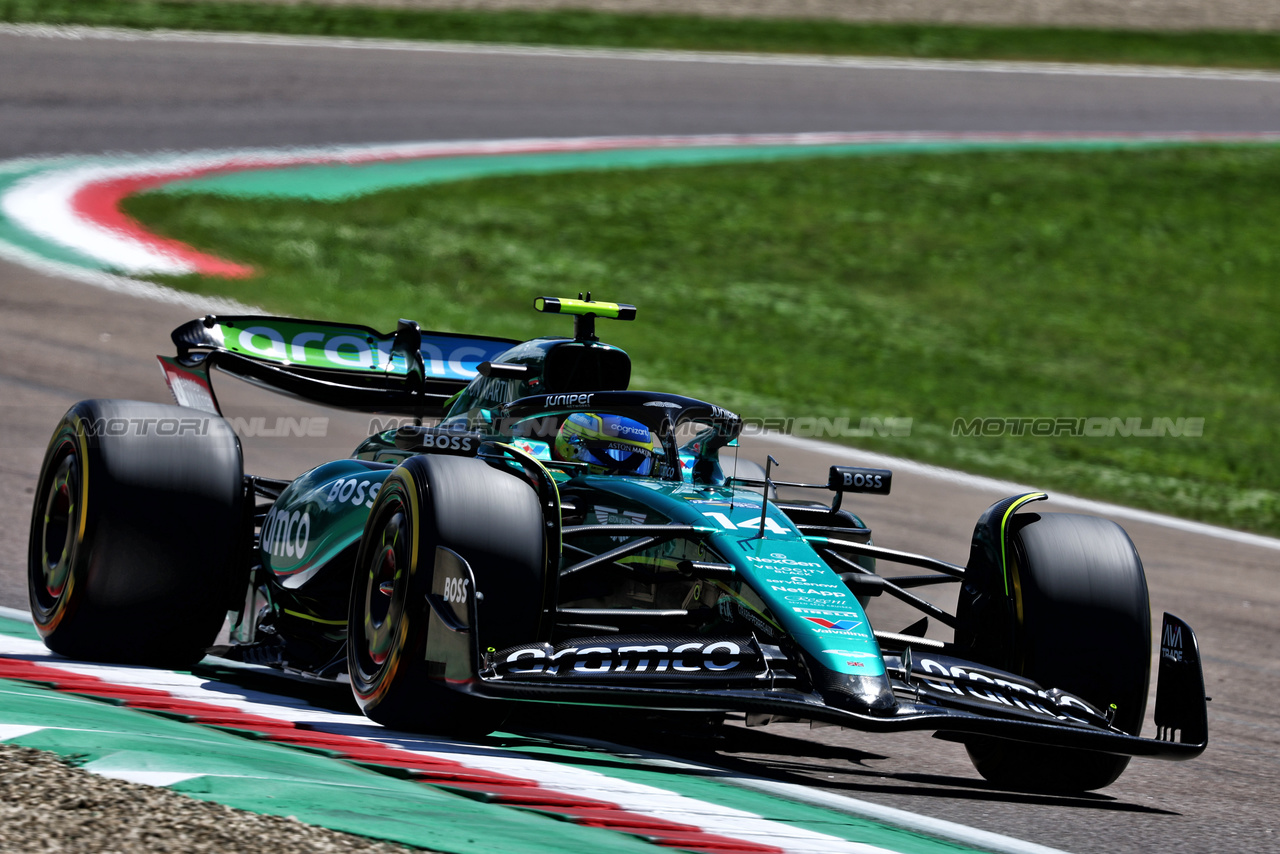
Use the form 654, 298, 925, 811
960, 512, 1151, 792
347, 454, 545, 735
27, 400, 244, 668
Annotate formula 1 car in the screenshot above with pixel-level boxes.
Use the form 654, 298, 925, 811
28, 296, 1208, 792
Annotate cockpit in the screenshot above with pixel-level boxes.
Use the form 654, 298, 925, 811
441, 336, 632, 429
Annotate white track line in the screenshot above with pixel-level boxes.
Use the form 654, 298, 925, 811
4, 164, 202, 275
0, 630, 907, 854
5, 23, 1280, 83
18, 131, 1280, 275
0, 620, 1065, 854
0, 238, 256, 313
566, 735, 1071, 854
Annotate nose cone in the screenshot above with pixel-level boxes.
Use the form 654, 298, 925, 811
828, 673, 899, 715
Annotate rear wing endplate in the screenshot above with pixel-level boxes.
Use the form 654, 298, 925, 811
159, 315, 517, 417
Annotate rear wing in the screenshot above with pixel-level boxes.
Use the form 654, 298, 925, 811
158, 315, 517, 418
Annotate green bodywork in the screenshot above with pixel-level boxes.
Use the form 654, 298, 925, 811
262, 460, 393, 595
569, 476, 885, 678
257, 317, 884, 688
269, 434, 883, 679
220, 318, 410, 374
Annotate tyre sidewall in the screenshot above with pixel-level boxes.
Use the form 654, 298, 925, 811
347, 454, 546, 733
28, 400, 244, 666
348, 464, 425, 710
959, 512, 1152, 791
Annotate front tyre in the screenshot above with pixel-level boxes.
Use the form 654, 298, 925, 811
347, 454, 546, 735
959, 513, 1151, 792
28, 400, 244, 668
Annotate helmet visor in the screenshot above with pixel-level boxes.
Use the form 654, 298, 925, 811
584, 443, 655, 476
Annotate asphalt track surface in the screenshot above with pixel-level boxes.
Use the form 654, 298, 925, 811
1, 28, 1277, 853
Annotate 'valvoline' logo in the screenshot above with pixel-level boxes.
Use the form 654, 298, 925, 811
805, 617, 863, 631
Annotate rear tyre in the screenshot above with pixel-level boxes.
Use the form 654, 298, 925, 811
347, 454, 545, 735
959, 513, 1151, 792
27, 400, 244, 668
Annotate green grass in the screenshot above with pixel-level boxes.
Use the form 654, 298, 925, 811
124, 146, 1280, 536
8, 0, 1280, 69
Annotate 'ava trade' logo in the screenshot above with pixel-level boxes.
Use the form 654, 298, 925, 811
805, 617, 863, 631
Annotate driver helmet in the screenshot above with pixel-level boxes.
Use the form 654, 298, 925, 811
553, 412, 659, 476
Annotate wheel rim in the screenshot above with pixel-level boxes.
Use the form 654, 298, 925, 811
357, 504, 409, 677
33, 448, 79, 617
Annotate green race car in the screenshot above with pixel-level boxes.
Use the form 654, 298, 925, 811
28, 296, 1207, 793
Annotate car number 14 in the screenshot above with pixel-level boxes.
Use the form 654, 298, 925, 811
701, 510, 789, 536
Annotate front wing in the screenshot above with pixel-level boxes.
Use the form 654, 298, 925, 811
426, 549, 1207, 760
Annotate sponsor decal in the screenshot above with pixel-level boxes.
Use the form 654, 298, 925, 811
744, 554, 823, 569
412, 432, 478, 453
261, 505, 311, 561
807, 627, 869, 639
1161, 622, 1185, 663
770, 585, 842, 597
545, 393, 593, 407
419, 337, 496, 379
828, 466, 892, 495
784, 595, 851, 606
496, 639, 754, 677
794, 607, 865, 617
158, 358, 218, 414
233, 325, 402, 371
916, 657, 1098, 720
842, 471, 885, 490
612, 421, 651, 440
593, 505, 648, 542
804, 617, 864, 632
442, 576, 469, 604
325, 478, 383, 509
822, 649, 877, 658
761, 568, 830, 581
225, 323, 502, 380
598, 440, 646, 454
765, 574, 842, 587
